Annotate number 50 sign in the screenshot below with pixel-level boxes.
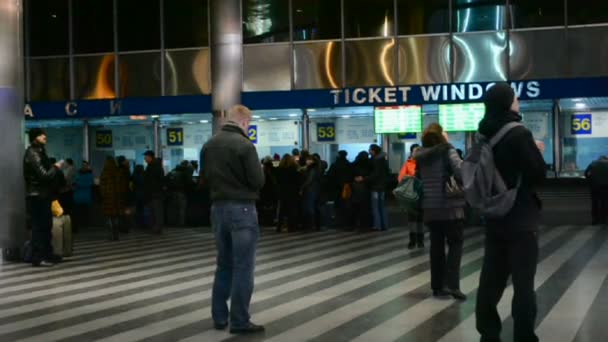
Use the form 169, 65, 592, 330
571, 114, 592, 135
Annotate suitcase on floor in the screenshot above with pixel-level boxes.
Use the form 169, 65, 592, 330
52, 215, 73, 257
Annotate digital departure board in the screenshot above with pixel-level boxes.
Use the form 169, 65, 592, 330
438, 103, 485, 132
374, 106, 423, 134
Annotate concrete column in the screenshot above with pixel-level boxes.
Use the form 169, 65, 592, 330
0, 0, 26, 261
209, 0, 242, 134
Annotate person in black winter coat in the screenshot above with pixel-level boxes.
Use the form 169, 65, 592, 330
300, 155, 323, 230
23, 129, 63, 267
276, 154, 301, 232
327, 151, 354, 228
364, 144, 389, 231
351, 151, 372, 230
475, 83, 547, 342
585, 156, 608, 225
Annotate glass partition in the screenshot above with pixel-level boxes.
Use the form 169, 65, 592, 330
88, 117, 155, 178
159, 113, 213, 175
560, 97, 608, 178
520, 100, 554, 171
309, 107, 378, 167
250, 109, 303, 161
25, 119, 85, 168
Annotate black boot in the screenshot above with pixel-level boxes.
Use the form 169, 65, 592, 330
417, 233, 425, 248
408, 233, 416, 249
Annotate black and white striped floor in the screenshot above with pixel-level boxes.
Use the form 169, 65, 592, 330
0, 225, 606, 342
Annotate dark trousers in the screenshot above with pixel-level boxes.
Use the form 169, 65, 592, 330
278, 198, 298, 231
27, 196, 53, 263
72, 203, 91, 233
149, 198, 164, 233
591, 187, 608, 224
211, 202, 259, 328
302, 191, 320, 230
476, 230, 539, 342
351, 201, 371, 230
427, 220, 464, 291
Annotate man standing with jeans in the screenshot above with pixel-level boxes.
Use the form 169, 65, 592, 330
365, 144, 389, 231
202, 105, 265, 334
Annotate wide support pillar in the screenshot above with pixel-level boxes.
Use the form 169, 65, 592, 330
0, 0, 26, 261
210, 0, 243, 134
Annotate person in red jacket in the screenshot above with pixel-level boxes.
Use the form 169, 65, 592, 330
398, 144, 424, 249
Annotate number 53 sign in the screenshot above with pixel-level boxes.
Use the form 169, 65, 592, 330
317, 123, 336, 142
571, 114, 592, 135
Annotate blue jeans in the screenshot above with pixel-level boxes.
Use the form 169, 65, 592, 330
211, 201, 259, 328
302, 191, 320, 229
371, 191, 388, 230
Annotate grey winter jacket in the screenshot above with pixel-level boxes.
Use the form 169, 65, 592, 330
202, 123, 265, 202
415, 143, 465, 221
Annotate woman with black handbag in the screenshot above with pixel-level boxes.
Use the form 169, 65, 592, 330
415, 123, 467, 301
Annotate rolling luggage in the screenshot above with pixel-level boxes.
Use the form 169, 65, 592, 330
52, 215, 73, 257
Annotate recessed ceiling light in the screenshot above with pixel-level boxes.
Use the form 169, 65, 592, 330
200, 120, 209, 124
342, 115, 351, 119
575, 103, 586, 109
307, 109, 316, 112
151, 115, 160, 118
572, 98, 584, 102
252, 115, 261, 119
187, 122, 194, 125
258, 119, 265, 122
269, 118, 278, 121
289, 113, 298, 117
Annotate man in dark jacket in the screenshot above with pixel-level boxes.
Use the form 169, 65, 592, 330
475, 83, 547, 342
143, 151, 165, 234
24, 128, 63, 267
166, 161, 194, 226
202, 105, 265, 334
364, 144, 389, 231
328, 151, 353, 228
585, 156, 608, 225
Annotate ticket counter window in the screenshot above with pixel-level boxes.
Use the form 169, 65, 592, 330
89, 117, 155, 178
519, 100, 555, 172
560, 98, 608, 178
309, 107, 379, 164
159, 113, 213, 175
25, 120, 84, 167
250, 109, 303, 162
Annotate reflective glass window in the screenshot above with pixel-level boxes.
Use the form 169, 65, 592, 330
243, 0, 290, 44
292, 0, 341, 41
30, 58, 70, 101
164, 0, 209, 48
568, 0, 608, 26
73, 0, 114, 53
509, 0, 564, 28
26, 0, 69, 56
397, 0, 450, 35
344, 0, 395, 38
452, 0, 507, 33
118, 0, 161, 51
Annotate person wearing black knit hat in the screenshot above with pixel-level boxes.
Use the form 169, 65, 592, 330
24, 128, 64, 267
475, 83, 547, 342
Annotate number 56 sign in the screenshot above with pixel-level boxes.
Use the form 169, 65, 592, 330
571, 114, 592, 135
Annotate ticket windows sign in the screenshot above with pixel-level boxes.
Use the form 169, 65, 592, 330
571, 114, 592, 135
166, 127, 184, 146
96, 130, 113, 148
317, 123, 336, 142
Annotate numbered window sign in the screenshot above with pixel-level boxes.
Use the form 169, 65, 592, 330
317, 122, 336, 142
167, 127, 184, 146
571, 114, 592, 135
95, 130, 113, 148
248, 125, 258, 144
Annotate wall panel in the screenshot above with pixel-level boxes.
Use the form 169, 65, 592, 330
345, 39, 397, 87
453, 31, 507, 83
164, 49, 211, 96
243, 44, 291, 91
510, 29, 566, 80
398, 35, 450, 85
293, 41, 342, 89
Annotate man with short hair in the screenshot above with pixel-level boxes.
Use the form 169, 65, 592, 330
24, 128, 64, 267
202, 105, 265, 334
143, 151, 165, 234
475, 83, 547, 342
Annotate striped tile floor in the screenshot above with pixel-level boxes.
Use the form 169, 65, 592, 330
0, 225, 606, 342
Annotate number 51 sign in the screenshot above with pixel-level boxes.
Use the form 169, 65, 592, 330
571, 114, 592, 135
